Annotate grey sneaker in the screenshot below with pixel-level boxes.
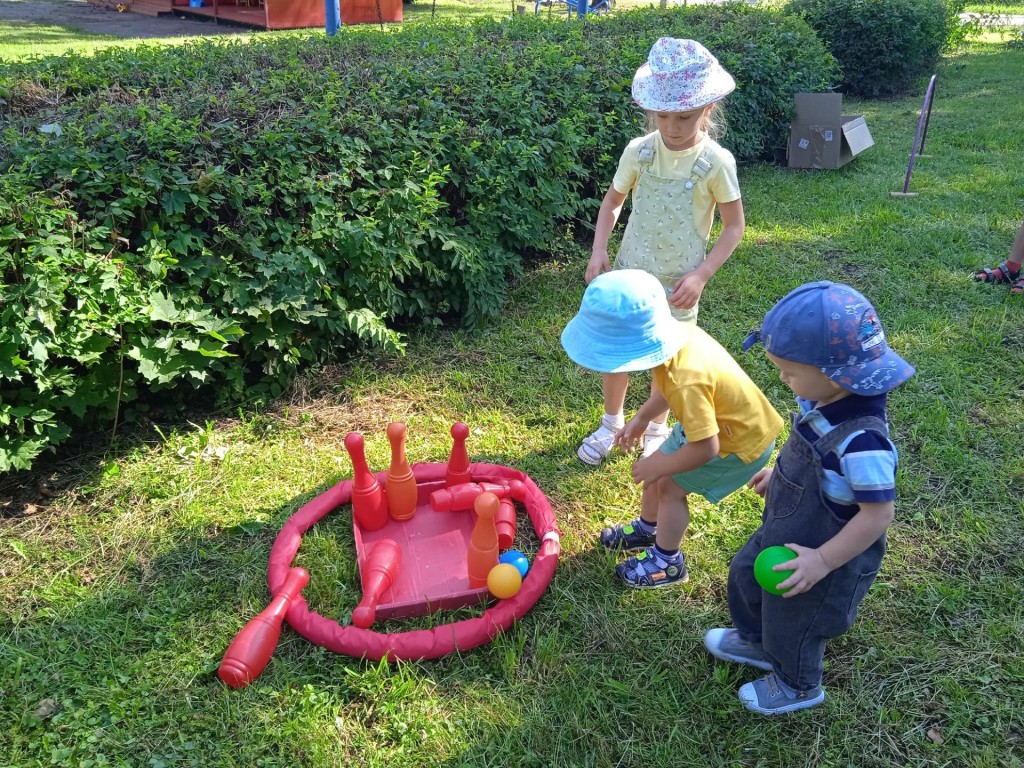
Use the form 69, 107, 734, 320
703, 628, 773, 671
738, 672, 825, 715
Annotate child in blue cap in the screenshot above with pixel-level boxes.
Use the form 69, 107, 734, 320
562, 270, 783, 588
704, 281, 915, 715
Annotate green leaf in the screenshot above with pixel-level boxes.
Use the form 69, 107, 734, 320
149, 293, 179, 323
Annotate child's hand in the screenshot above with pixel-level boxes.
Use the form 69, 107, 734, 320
748, 467, 773, 496
585, 252, 612, 284
629, 455, 661, 485
612, 417, 645, 452
669, 272, 708, 310
775, 543, 831, 597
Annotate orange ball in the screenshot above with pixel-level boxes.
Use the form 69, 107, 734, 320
486, 563, 523, 599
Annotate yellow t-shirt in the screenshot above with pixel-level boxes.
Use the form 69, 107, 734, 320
611, 132, 741, 241
652, 326, 784, 463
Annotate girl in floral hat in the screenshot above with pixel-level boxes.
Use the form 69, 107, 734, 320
578, 37, 746, 466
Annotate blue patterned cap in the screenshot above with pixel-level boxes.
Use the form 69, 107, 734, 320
743, 281, 915, 394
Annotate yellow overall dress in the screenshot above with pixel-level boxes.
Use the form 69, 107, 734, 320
614, 137, 715, 324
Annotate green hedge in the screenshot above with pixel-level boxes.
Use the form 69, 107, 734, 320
785, 0, 965, 97
0, 6, 836, 470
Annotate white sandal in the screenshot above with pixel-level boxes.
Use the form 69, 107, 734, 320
577, 417, 622, 465
641, 422, 672, 457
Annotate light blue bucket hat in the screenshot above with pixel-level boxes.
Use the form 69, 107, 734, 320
561, 270, 690, 373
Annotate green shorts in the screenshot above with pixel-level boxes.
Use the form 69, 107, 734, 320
661, 423, 775, 504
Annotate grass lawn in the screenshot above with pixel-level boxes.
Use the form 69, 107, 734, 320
2, 21, 1024, 768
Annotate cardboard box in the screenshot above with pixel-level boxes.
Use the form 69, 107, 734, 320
787, 92, 874, 169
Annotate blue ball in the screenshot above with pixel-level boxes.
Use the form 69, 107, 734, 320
499, 549, 530, 578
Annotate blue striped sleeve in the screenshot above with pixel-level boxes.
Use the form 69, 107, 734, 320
837, 430, 898, 503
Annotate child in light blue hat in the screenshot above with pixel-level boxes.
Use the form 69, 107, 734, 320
703, 281, 915, 716
562, 270, 783, 588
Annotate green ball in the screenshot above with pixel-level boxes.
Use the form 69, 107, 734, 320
753, 545, 797, 595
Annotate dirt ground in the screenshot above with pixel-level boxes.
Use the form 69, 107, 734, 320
0, 0, 251, 38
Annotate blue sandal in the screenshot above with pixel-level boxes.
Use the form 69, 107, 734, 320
615, 547, 688, 588
600, 520, 657, 551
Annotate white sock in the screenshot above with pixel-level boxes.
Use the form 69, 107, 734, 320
604, 412, 624, 429
647, 419, 667, 431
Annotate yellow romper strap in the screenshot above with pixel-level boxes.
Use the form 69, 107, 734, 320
637, 137, 657, 168
690, 149, 713, 180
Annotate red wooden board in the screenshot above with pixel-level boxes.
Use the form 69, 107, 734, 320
353, 475, 490, 620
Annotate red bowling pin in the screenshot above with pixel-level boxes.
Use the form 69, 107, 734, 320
446, 422, 472, 488
429, 480, 527, 512
495, 497, 517, 550
467, 492, 500, 589
218, 567, 309, 689
385, 422, 418, 522
351, 539, 402, 628
344, 432, 388, 531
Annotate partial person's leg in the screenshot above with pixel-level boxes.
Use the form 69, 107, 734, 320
1010, 219, 1024, 265
975, 218, 1024, 285
1010, 219, 1024, 293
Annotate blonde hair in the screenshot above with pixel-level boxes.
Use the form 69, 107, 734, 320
644, 102, 727, 141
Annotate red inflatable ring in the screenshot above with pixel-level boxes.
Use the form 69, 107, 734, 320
267, 462, 561, 661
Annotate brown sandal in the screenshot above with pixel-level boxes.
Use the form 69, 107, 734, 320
975, 262, 1021, 284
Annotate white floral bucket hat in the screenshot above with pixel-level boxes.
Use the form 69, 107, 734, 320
632, 37, 736, 112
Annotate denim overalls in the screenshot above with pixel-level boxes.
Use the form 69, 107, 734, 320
614, 137, 713, 324
727, 413, 888, 691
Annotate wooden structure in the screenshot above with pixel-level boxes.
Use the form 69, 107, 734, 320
115, 0, 401, 30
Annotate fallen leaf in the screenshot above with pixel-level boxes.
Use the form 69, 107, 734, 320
927, 727, 944, 745
33, 698, 61, 719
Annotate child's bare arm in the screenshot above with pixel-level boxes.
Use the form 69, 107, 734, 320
586, 186, 628, 284
613, 386, 670, 452
775, 501, 895, 597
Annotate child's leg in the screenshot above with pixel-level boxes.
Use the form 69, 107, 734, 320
735, 606, 828, 715
713, 549, 829, 715
652, 476, 688, 550
726, 532, 766, 641
599, 479, 659, 551
704, 530, 774, 670
602, 372, 628, 416
577, 373, 629, 466
614, 477, 689, 588
1011, 219, 1024, 267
